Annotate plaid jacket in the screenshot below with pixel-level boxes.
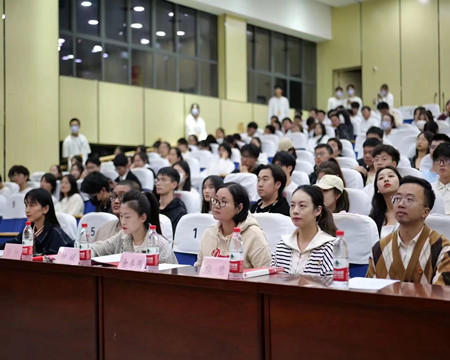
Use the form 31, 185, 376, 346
367, 225, 450, 285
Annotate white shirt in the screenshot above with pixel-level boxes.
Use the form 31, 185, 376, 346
345, 96, 363, 109
206, 158, 236, 176
397, 227, 422, 269
185, 114, 207, 141
268, 96, 290, 124
376, 92, 394, 109
62, 133, 91, 167
307, 135, 329, 151
19, 187, 32, 195
283, 181, 298, 204
55, 193, 85, 216
327, 97, 345, 111
432, 180, 450, 215
359, 116, 380, 135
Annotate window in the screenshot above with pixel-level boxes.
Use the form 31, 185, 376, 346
59, 0, 218, 97
247, 25, 317, 109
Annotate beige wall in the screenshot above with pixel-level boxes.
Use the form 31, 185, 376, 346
439, 0, 450, 106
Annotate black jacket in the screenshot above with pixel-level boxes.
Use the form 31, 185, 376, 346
160, 197, 187, 234
115, 171, 142, 188
334, 111, 354, 140
250, 197, 290, 217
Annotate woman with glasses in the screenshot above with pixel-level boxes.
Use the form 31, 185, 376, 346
369, 166, 402, 238
55, 174, 84, 216
195, 182, 271, 268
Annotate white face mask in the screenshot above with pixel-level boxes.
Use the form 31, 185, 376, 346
348, 88, 355, 96
71, 125, 79, 134
416, 120, 426, 130
381, 120, 391, 131
191, 108, 199, 117
380, 90, 387, 97
336, 90, 343, 98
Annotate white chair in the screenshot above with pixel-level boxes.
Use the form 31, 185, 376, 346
394, 134, 418, 157
341, 168, 364, 189
231, 148, 241, 165
0, 194, 7, 217
399, 106, 417, 120
325, 125, 335, 138
131, 168, 154, 191
336, 157, 358, 169
56, 212, 78, 241
296, 149, 314, 166
340, 139, 356, 159
159, 214, 173, 244
261, 134, 279, 147
147, 152, 161, 161
354, 134, 366, 158
101, 169, 119, 181
438, 126, 450, 136
191, 173, 207, 194
77, 212, 117, 239
253, 213, 296, 253
431, 190, 445, 215
30, 171, 45, 182
423, 103, 441, 118
192, 150, 216, 170
27, 181, 40, 189
174, 190, 201, 214
4, 193, 26, 219
345, 188, 371, 216
287, 133, 307, 149
397, 167, 423, 178
224, 173, 259, 202
100, 161, 115, 172
210, 143, 219, 156
399, 155, 412, 168
333, 213, 379, 264
173, 213, 217, 254
295, 160, 314, 175
291, 171, 310, 186
258, 152, 269, 165
425, 215, 450, 239
185, 156, 201, 176
149, 158, 170, 174
261, 139, 277, 157
419, 154, 432, 172
3, 182, 19, 195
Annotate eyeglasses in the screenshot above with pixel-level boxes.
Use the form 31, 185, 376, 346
110, 193, 124, 202
210, 198, 236, 209
433, 158, 450, 166
315, 152, 328, 158
392, 195, 424, 207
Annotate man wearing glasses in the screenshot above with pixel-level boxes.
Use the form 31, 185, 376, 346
432, 143, 450, 215
80, 172, 113, 214
367, 176, 450, 285
310, 144, 333, 184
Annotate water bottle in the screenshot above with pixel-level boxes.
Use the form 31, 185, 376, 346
333, 230, 349, 289
229, 227, 244, 280
21, 221, 34, 261
79, 223, 92, 266
145, 225, 159, 272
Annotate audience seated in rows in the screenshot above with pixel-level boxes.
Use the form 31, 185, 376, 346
113, 153, 142, 188
55, 175, 84, 216
81, 172, 112, 213
201, 175, 223, 214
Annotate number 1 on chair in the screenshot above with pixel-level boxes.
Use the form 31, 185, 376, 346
193, 228, 197, 238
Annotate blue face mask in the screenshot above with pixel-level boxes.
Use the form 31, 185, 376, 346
381, 120, 391, 130
71, 125, 79, 134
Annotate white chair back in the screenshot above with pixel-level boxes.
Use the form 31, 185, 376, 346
345, 188, 371, 215
291, 171, 310, 186
147, 152, 161, 161
354, 134, 366, 158
253, 213, 295, 253
295, 160, 314, 175
192, 150, 215, 170
4, 193, 26, 219
419, 154, 432, 172
130, 168, 154, 190
340, 139, 356, 158
30, 171, 45, 182
394, 134, 418, 157
438, 126, 450, 136
210, 143, 219, 156
3, 182, 19, 195
399, 155, 412, 168
325, 125, 335, 137
101, 169, 119, 181
261, 139, 277, 157
398, 106, 417, 120
191, 173, 207, 194
77, 212, 117, 239
261, 134, 279, 147
231, 148, 241, 164
173, 213, 217, 254
397, 167, 423, 178
100, 161, 115, 172
333, 213, 379, 264
27, 181, 40, 189
174, 190, 201, 214
185, 156, 201, 176
0, 194, 7, 217
341, 168, 364, 189
336, 157, 358, 169
423, 103, 441, 118
296, 149, 314, 166
149, 158, 170, 174
425, 215, 450, 239
287, 133, 307, 149
224, 173, 259, 202
159, 214, 173, 244
56, 212, 78, 241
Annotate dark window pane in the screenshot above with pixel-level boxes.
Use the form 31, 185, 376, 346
177, 6, 196, 56
59, 0, 71, 31
273, 33, 286, 74
104, 45, 129, 84
200, 62, 217, 97
76, 0, 100, 36
303, 41, 316, 82
155, 0, 174, 52
255, 28, 270, 71
247, 26, 254, 69
179, 58, 197, 93
131, 0, 151, 46
75, 38, 102, 80
59, 35, 73, 76
132, 50, 153, 87
199, 12, 217, 60
155, 53, 176, 91
255, 73, 271, 104
303, 83, 316, 110
288, 37, 302, 78
247, 71, 255, 103
290, 81, 303, 109
105, 0, 128, 42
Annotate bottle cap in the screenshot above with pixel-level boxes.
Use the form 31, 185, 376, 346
233, 227, 241, 232
150, 225, 157, 230
336, 230, 344, 236
82, 223, 88, 228
25, 221, 31, 226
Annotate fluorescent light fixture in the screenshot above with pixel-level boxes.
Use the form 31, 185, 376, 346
75, 59, 83, 63
140, 38, 150, 45
81, 1, 92, 7
2, 14, 5, 20
103, 53, 109, 58
177, 31, 185, 36
133, 6, 145, 12
156, 31, 166, 37
168, 12, 174, 17
67, 54, 74, 59
419, 0, 429, 3
58, 38, 66, 44
88, 19, 99, 25
131, 23, 143, 29
91, 45, 102, 53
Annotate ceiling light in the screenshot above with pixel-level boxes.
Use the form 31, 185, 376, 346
103, 53, 109, 58
81, 1, 92, 7
156, 31, 166, 37
140, 38, 150, 45
91, 45, 102, 53
177, 31, 185, 36
88, 19, 99, 25
168, 12, 174, 17
2, 14, 5, 20
75, 59, 83, 63
133, 6, 145, 12
58, 38, 66, 44
131, 23, 143, 29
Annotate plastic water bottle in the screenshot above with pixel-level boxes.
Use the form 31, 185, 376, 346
229, 227, 244, 280
78, 223, 92, 266
333, 230, 349, 289
21, 221, 34, 261
145, 225, 159, 272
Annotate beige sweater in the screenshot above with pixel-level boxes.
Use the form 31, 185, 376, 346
195, 214, 271, 269
94, 219, 121, 243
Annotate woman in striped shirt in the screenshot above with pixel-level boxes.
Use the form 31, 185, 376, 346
270, 185, 337, 276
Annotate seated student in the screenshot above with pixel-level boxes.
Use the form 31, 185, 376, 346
55, 175, 85, 216
135, 145, 147, 154
206, 142, 236, 176
367, 176, 450, 285
155, 167, 187, 233
242, 122, 258, 143
85, 156, 101, 174
177, 138, 190, 156
273, 151, 297, 203
306, 117, 316, 138
366, 126, 384, 143
431, 143, 450, 215
2, 189, 73, 254
380, 113, 396, 144
159, 141, 171, 160
270, 185, 337, 275
330, 109, 354, 140
201, 175, 223, 214
114, 146, 125, 155
359, 106, 380, 135
215, 128, 225, 144
308, 122, 329, 150
188, 135, 199, 147
316, 159, 346, 187
354, 138, 382, 185
327, 138, 342, 158
49, 164, 62, 180
0, 175, 11, 198
281, 117, 293, 135
314, 175, 349, 213
8, 165, 32, 194
278, 137, 297, 159
234, 144, 260, 174
70, 162, 84, 180
173, 160, 196, 193
95, 180, 141, 242
113, 153, 141, 188
437, 99, 450, 120
422, 134, 450, 183
91, 190, 177, 263
131, 152, 150, 170
81, 172, 112, 213
195, 182, 271, 268
198, 140, 212, 151
410, 131, 433, 170
369, 167, 402, 238
251, 164, 290, 216
317, 109, 331, 126
310, 144, 334, 184
264, 124, 276, 135
349, 102, 362, 135
168, 147, 182, 165
40, 173, 58, 203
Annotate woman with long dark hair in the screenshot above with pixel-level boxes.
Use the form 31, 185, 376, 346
172, 160, 192, 192
308, 122, 329, 150
201, 175, 223, 213
410, 131, 433, 169
55, 175, 84, 216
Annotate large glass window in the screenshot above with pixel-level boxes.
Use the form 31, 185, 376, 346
247, 25, 316, 109
59, 0, 218, 97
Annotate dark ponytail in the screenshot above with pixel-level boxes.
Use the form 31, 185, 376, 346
293, 185, 337, 236
122, 190, 162, 234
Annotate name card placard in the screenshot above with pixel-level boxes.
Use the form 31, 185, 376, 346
118, 252, 146, 272
3, 244, 23, 260
55, 247, 80, 266
199, 256, 230, 279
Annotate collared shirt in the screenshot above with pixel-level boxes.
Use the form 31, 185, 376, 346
397, 227, 423, 269
119, 170, 129, 182
433, 180, 450, 215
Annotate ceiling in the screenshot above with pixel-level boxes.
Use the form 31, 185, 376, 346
312, 0, 368, 7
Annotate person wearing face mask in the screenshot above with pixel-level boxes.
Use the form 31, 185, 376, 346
62, 118, 91, 170
185, 103, 207, 141
376, 84, 394, 109
380, 113, 396, 143
413, 109, 432, 131
345, 84, 363, 110
327, 86, 345, 111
